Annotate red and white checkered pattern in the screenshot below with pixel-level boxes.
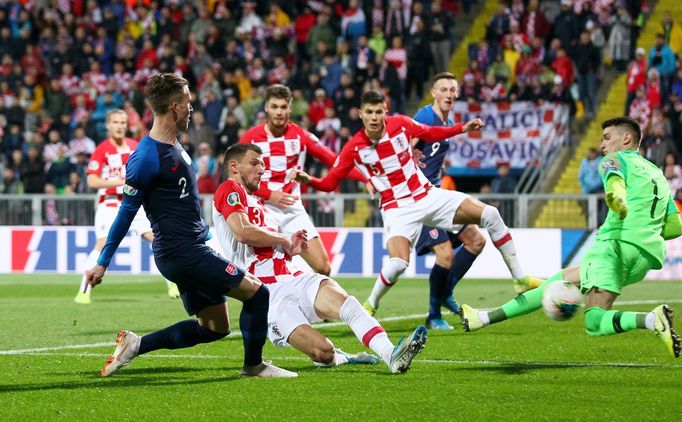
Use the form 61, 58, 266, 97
240, 122, 326, 198
213, 180, 302, 284
86, 138, 138, 203
59, 74, 81, 96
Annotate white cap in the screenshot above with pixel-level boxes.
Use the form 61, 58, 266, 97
636, 47, 646, 56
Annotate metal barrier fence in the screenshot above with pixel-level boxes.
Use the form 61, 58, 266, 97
0, 193, 603, 229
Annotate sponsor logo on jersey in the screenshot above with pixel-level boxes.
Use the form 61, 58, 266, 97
170, 162, 179, 172
429, 229, 439, 239
225, 263, 238, 276
122, 184, 138, 196
227, 192, 241, 206
270, 322, 282, 338
88, 161, 99, 171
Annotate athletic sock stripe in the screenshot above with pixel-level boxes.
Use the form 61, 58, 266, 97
361, 326, 386, 347
492, 232, 512, 248
612, 311, 625, 333
379, 273, 393, 286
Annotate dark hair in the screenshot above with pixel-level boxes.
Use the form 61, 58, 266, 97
146, 73, 189, 114
224, 143, 263, 167
265, 84, 292, 103
360, 90, 385, 106
432, 72, 457, 87
601, 116, 642, 144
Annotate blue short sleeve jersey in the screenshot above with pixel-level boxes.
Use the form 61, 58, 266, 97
412, 105, 453, 187
98, 135, 208, 266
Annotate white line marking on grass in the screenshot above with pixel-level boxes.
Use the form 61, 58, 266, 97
1, 298, 680, 356
7, 352, 682, 370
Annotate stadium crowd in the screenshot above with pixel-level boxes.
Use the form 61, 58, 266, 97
1, 0, 681, 213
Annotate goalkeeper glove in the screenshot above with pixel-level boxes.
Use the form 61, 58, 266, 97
605, 175, 627, 220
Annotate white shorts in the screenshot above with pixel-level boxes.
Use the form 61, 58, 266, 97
266, 272, 327, 348
265, 201, 319, 239
381, 187, 469, 246
94, 200, 152, 239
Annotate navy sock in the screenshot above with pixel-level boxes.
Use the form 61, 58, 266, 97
240, 285, 269, 367
445, 246, 478, 300
428, 264, 450, 320
139, 319, 227, 355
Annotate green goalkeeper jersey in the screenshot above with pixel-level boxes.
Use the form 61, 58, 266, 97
597, 150, 677, 269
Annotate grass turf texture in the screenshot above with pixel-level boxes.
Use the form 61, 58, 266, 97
1, 274, 682, 420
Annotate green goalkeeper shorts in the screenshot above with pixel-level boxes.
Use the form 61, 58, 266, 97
579, 239, 656, 295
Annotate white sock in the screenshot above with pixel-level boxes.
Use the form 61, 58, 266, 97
78, 249, 100, 294
367, 257, 408, 308
479, 311, 490, 326
645, 312, 656, 331
480, 206, 525, 280
315, 351, 350, 367
339, 296, 394, 365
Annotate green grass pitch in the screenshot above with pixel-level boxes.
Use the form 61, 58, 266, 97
1, 274, 682, 420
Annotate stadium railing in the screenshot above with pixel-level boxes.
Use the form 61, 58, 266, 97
0, 193, 602, 229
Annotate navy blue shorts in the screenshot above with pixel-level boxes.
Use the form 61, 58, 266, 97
155, 243, 245, 316
415, 225, 466, 256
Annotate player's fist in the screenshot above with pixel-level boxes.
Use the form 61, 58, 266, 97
412, 148, 426, 168
462, 118, 484, 132
86, 264, 107, 288
605, 192, 628, 220
293, 169, 312, 184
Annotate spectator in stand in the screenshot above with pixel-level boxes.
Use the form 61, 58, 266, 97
645, 106, 676, 168
607, 2, 632, 71
629, 85, 652, 133
384, 35, 407, 114
503, 20, 530, 53
68, 127, 96, 161
46, 144, 73, 193
486, 2, 511, 46
508, 74, 529, 101
663, 152, 682, 197
660, 11, 682, 55
316, 107, 341, 134
487, 52, 512, 89
405, 18, 430, 102
1, 167, 22, 194
491, 162, 518, 193
295, 6, 317, 62
308, 88, 334, 127
648, 33, 676, 102
576, 1, 599, 35
578, 147, 603, 194
553, 0, 580, 56
547, 75, 576, 116
522, 0, 551, 41
586, 19, 606, 50
187, 110, 215, 150
626, 47, 648, 114
515, 45, 541, 83
574, 31, 601, 118
429, 1, 454, 74
646, 68, 662, 109
19, 146, 45, 194
460, 73, 481, 103
551, 48, 575, 88
193, 142, 217, 194
480, 73, 506, 103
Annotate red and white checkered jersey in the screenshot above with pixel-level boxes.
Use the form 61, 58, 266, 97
82, 71, 108, 94
59, 74, 81, 96
239, 121, 337, 200
86, 137, 138, 203
213, 180, 302, 284
309, 115, 464, 210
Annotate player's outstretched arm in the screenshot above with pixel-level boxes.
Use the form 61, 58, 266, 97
88, 191, 143, 287
306, 136, 368, 183
297, 142, 357, 192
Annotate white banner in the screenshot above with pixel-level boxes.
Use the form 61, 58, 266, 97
448, 101, 570, 169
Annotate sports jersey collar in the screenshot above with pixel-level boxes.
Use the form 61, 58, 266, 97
264, 120, 292, 139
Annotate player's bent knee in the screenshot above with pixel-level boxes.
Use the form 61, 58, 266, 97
467, 231, 486, 255
584, 307, 605, 336
382, 257, 409, 284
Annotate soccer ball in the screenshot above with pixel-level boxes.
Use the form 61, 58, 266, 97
541, 281, 582, 321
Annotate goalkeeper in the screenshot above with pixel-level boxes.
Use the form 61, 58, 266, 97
459, 117, 681, 358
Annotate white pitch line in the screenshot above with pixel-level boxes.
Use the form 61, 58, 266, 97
1, 298, 681, 356
6, 352, 682, 370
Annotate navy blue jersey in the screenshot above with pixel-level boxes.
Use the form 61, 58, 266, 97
412, 105, 453, 187
98, 134, 208, 266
